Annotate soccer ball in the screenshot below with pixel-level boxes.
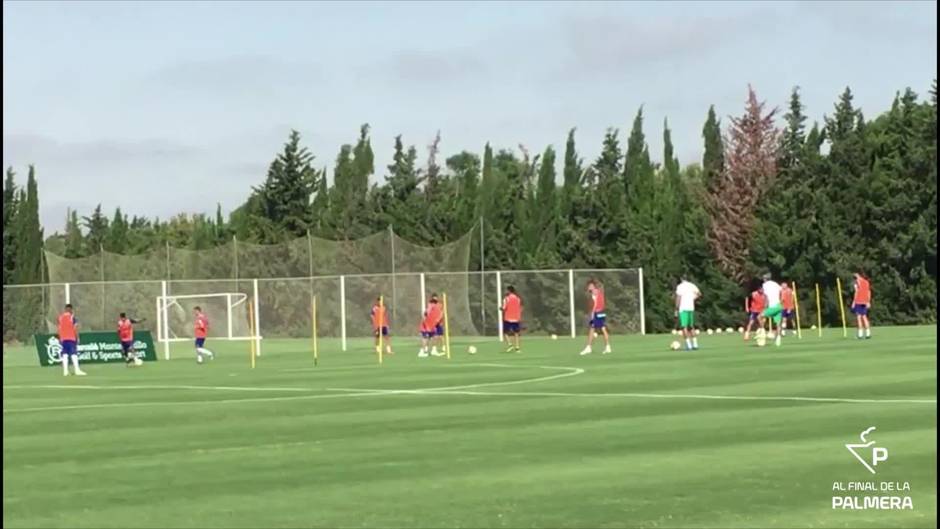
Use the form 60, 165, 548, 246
716, 328, 723, 334
707, 329, 714, 335
133, 357, 143, 366
550, 334, 558, 340
726, 327, 734, 333
694, 329, 701, 336
755, 329, 767, 347
670, 341, 681, 351
737, 326, 744, 333
467, 345, 477, 355
811, 325, 817, 330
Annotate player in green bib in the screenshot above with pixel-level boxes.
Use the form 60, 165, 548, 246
674, 276, 701, 351
759, 273, 784, 347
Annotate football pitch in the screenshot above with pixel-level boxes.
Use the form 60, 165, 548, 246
3, 326, 936, 528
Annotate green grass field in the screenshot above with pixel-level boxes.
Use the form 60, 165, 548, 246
3, 326, 937, 528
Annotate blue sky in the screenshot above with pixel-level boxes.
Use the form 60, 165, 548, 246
3, 1, 936, 232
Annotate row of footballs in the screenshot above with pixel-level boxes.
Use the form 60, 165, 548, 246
670, 326, 819, 335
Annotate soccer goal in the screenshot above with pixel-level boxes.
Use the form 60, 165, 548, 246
156, 292, 260, 360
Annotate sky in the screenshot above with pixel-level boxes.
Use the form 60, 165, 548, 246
3, 0, 937, 232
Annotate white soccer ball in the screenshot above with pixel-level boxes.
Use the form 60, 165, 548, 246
707, 329, 714, 335
726, 327, 734, 333
811, 325, 817, 330
467, 345, 477, 355
716, 328, 723, 334
550, 334, 558, 340
134, 357, 143, 366
670, 341, 681, 351
737, 326, 744, 333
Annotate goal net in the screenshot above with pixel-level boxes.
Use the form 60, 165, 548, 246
156, 292, 254, 359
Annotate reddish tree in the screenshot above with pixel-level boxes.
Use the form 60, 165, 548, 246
706, 85, 781, 282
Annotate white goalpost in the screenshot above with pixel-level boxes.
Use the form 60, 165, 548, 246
156, 292, 260, 360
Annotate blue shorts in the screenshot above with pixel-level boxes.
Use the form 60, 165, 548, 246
420, 330, 435, 339
195, 337, 206, 348
121, 340, 134, 353
503, 321, 521, 334
590, 312, 606, 329
851, 304, 869, 316
435, 324, 444, 336
782, 309, 794, 319
374, 326, 389, 337
748, 312, 760, 322
61, 340, 77, 356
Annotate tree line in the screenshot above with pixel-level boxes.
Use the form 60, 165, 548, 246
3, 82, 936, 335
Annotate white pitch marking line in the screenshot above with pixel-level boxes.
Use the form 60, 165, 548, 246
4, 384, 318, 393
410, 389, 938, 405
3, 391, 383, 414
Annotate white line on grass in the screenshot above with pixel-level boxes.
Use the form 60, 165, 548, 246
327, 363, 585, 393
3, 384, 319, 392
2, 390, 384, 413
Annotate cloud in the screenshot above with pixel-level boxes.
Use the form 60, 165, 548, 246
2, 133, 200, 166
144, 55, 323, 98
364, 48, 488, 86
557, 10, 772, 76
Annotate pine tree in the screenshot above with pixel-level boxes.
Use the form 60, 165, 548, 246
702, 105, 725, 192
446, 151, 481, 235
82, 204, 109, 255
64, 209, 84, 258
106, 207, 129, 252
11, 166, 44, 340
254, 130, 318, 241
2, 168, 18, 285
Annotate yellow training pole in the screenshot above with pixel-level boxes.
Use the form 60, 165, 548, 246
377, 295, 384, 365
443, 293, 451, 360
815, 283, 823, 338
248, 300, 256, 368
312, 296, 318, 366
793, 282, 803, 339
836, 277, 848, 338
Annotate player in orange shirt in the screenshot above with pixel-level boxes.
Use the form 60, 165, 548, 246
371, 297, 393, 355
780, 282, 796, 336
57, 303, 86, 376
501, 286, 523, 353
851, 272, 872, 339
193, 306, 215, 364
418, 294, 445, 358
743, 285, 766, 341
580, 279, 611, 355
117, 312, 145, 366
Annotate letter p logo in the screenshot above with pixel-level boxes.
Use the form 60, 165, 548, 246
872, 447, 888, 467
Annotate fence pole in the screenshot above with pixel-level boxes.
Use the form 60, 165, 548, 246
233, 235, 239, 283
389, 224, 397, 324
161, 280, 169, 360
64, 282, 71, 304
165, 241, 171, 280
99, 244, 105, 329
480, 216, 485, 331
340, 275, 347, 352
568, 269, 576, 338
420, 273, 426, 314
496, 270, 503, 343
638, 267, 646, 335
253, 278, 261, 356
226, 293, 233, 339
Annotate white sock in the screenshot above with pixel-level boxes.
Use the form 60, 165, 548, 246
62, 355, 69, 374
71, 355, 81, 371
865, 327, 871, 337
692, 338, 698, 348
197, 347, 214, 357
685, 339, 692, 349
858, 329, 863, 338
